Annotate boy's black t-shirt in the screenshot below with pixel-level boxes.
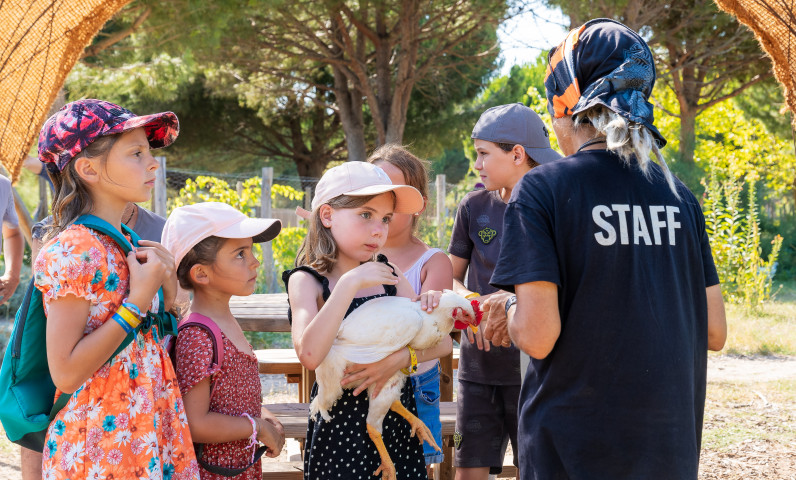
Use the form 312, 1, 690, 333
491, 150, 719, 479
448, 189, 521, 385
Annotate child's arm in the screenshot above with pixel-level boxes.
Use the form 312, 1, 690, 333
0, 223, 23, 305
343, 336, 454, 397
450, 254, 473, 297
46, 249, 167, 393
183, 378, 277, 445
290, 262, 399, 371
257, 408, 286, 458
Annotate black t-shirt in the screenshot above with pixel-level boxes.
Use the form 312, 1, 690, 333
491, 150, 719, 479
448, 189, 520, 385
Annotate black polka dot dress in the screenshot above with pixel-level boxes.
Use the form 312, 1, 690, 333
283, 261, 427, 480
304, 378, 426, 479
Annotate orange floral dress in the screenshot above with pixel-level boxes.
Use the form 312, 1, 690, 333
34, 225, 200, 480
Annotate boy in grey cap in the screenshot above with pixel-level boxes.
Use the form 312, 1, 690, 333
448, 103, 560, 479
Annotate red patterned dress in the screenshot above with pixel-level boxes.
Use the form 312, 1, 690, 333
175, 325, 263, 480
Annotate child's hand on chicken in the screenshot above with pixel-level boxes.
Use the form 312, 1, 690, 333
339, 261, 399, 291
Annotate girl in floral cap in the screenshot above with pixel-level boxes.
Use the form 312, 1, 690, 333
35, 99, 200, 480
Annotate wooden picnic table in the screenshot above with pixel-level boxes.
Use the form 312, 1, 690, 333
256, 348, 459, 376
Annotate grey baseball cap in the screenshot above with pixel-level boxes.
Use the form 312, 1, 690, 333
471, 103, 562, 165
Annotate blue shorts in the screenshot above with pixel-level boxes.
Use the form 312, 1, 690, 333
409, 362, 444, 465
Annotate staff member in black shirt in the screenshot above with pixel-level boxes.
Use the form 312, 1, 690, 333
490, 18, 727, 480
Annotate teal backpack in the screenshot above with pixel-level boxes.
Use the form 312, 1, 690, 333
0, 215, 177, 452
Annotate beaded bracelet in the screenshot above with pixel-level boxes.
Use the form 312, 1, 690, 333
242, 413, 259, 462
400, 346, 418, 375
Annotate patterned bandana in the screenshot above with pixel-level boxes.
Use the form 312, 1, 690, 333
38, 99, 179, 171
544, 18, 666, 147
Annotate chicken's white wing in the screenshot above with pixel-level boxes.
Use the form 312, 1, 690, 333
333, 296, 424, 364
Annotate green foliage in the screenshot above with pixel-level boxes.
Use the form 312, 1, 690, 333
761, 212, 796, 279
703, 175, 783, 307
244, 331, 292, 350
653, 87, 796, 278
476, 58, 548, 108
67, 53, 197, 105
271, 227, 307, 281
732, 78, 794, 139
170, 176, 303, 214
430, 149, 471, 185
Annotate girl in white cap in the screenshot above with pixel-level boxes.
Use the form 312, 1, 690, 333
284, 161, 445, 480
162, 202, 285, 479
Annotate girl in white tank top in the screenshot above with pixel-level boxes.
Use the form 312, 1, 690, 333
368, 145, 454, 470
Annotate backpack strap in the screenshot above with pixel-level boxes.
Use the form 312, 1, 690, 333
74, 214, 177, 339
177, 312, 225, 398
194, 443, 268, 477
74, 214, 139, 252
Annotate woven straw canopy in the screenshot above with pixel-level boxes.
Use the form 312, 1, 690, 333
0, 1, 132, 182
715, 0, 796, 126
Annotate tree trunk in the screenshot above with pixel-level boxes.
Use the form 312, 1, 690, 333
331, 65, 367, 162
679, 105, 697, 164
295, 157, 329, 192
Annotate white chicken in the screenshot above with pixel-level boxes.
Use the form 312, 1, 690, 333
311, 289, 481, 480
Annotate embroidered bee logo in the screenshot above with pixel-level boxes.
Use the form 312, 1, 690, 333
453, 431, 463, 450
478, 227, 497, 244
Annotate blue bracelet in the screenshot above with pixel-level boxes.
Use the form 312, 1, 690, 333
113, 313, 134, 334
122, 301, 143, 318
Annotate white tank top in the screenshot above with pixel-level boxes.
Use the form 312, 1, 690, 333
404, 248, 443, 295
403, 248, 444, 375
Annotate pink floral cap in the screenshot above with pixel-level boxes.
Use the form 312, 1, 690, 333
38, 99, 179, 171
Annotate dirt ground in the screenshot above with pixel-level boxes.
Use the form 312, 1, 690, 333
0, 355, 793, 479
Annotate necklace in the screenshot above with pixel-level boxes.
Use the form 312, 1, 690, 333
576, 137, 607, 152
123, 206, 135, 226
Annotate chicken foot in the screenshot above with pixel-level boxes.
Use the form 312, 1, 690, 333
367, 423, 397, 480
390, 400, 442, 453
365, 400, 442, 480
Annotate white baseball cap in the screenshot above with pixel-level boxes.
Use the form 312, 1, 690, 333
162, 202, 282, 270
296, 162, 424, 219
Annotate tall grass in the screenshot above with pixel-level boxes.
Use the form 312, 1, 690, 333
718, 280, 796, 356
